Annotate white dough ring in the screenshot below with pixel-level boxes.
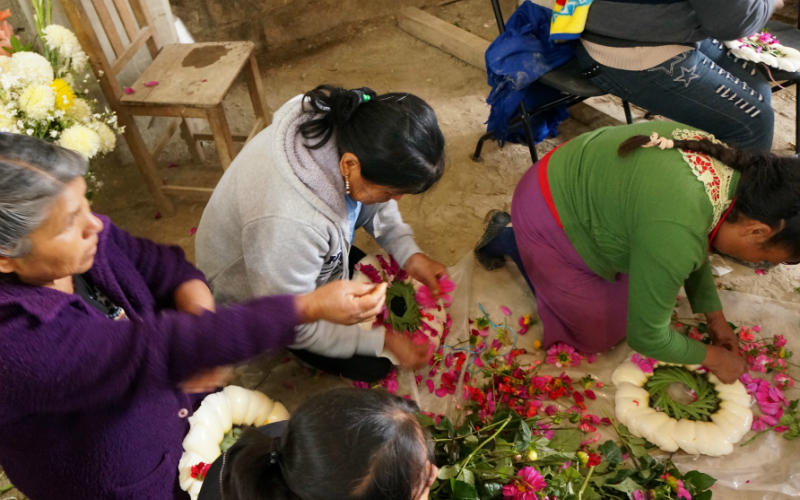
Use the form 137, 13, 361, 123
612, 355, 753, 456
178, 386, 290, 499
351, 252, 448, 362
724, 39, 800, 73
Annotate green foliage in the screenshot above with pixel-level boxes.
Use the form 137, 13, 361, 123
646, 366, 721, 422
386, 279, 421, 333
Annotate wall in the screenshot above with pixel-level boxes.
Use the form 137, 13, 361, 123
170, 0, 440, 57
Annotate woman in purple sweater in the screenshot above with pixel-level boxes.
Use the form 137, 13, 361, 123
0, 134, 391, 500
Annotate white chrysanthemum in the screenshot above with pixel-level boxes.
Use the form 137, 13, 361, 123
91, 121, 116, 154
42, 25, 81, 58
5, 52, 54, 89
70, 50, 89, 72
19, 84, 57, 120
59, 124, 101, 158
66, 98, 92, 123
0, 102, 17, 132
0, 56, 10, 74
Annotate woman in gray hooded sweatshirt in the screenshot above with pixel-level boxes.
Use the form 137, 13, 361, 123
196, 85, 446, 382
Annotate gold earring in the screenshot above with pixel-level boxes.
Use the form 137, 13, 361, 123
345, 175, 350, 195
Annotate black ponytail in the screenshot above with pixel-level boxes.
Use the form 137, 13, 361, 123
298, 85, 445, 195
222, 428, 292, 500
221, 388, 433, 500
619, 134, 800, 257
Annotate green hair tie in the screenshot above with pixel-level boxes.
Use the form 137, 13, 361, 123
362, 94, 371, 103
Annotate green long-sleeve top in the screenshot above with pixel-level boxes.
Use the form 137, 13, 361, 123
547, 121, 740, 364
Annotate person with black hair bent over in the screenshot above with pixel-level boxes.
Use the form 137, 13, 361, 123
475, 122, 800, 384
196, 86, 447, 382
198, 388, 438, 500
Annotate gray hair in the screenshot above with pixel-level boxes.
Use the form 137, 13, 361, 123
0, 133, 88, 258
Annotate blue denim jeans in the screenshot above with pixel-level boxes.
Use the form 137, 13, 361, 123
576, 39, 774, 152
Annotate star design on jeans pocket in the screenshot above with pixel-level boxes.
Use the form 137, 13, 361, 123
674, 65, 700, 87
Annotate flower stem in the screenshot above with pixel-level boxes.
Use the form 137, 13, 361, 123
455, 416, 513, 482
740, 426, 776, 447
602, 409, 641, 471
0, 484, 13, 494
578, 466, 595, 500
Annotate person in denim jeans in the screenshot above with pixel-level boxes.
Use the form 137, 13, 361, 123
577, 0, 780, 152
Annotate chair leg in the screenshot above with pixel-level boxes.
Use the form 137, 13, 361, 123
180, 118, 206, 164
118, 113, 175, 216
622, 100, 634, 125
207, 104, 237, 170
244, 53, 271, 135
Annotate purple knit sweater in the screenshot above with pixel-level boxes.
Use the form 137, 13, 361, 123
0, 216, 299, 500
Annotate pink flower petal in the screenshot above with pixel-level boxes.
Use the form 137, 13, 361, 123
434, 387, 449, 398
500, 306, 512, 316
144, 81, 159, 87
124, 87, 134, 94
189, 227, 197, 236
167, 162, 179, 168
755, 269, 767, 276
425, 379, 435, 393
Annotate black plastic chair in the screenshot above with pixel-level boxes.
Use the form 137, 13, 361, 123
761, 8, 800, 154
473, 0, 633, 163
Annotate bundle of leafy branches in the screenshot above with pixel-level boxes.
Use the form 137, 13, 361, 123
645, 366, 721, 422
419, 410, 717, 500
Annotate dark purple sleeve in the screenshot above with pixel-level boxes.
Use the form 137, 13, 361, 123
0, 295, 298, 417
105, 221, 207, 308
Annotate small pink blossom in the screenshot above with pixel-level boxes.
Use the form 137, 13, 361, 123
585, 390, 596, 400
144, 81, 159, 87
189, 227, 197, 236
739, 327, 755, 342
585, 353, 597, 364
752, 325, 762, 333
631, 353, 659, 374
501, 306, 512, 316
751, 354, 769, 373
774, 335, 787, 347
544, 405, 558, 416
545, 343, 581, 367
124, 87, 134, 94
755, 269, 767, 275
353, 381, 369, 389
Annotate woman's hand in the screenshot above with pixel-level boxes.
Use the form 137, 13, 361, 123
384, 333, 434, 369
175, 279, 216, 316
179, 367, 235, 393
703, 345, 748, 384
705, 310, 739, 356
405, 253, 447, 299
296, 281, 387, 325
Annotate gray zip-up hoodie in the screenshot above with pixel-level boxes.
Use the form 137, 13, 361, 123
195, 95, 422, 358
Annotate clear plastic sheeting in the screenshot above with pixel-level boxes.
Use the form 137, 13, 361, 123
403, 252, 800, 500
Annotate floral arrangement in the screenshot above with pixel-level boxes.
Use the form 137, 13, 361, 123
0, 1, 121, 161
723, 29, 800, 72
679, 321, 799, 443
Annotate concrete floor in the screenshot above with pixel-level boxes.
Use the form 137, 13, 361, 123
2, 1, 800, 497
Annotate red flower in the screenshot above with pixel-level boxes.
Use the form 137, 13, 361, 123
190, 462, 212, 480
587, 452, 602, 467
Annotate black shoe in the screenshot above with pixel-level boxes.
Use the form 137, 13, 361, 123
474, 210, 511, 271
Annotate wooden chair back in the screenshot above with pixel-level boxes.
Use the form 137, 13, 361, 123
61, 0, 162, 101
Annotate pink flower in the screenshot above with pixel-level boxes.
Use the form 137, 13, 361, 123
751, 354, 769, 373
585, 390, 597, 400
739, 328, 755, 342
544, 405, 558, 416
755, 269, 767, 275
752, 413, 780, 431
768, 387, 789, 406
124, 87, 135, 94
416, 275, 455, 308
189, 227, 197, 236
384, 380, 398, 393
357, 263, 382, 284
775, 373, 794, 389
353, 381, 369, 389
759, 402, 783, 416
633, 491, 646, 500
774, 335, 787, 348
545, 343, 581, 367
585, 353, 597, 364
752, 325, 762, 333
631, 353, 659, 374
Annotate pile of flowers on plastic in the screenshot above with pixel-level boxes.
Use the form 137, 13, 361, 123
0, 3, 121, 159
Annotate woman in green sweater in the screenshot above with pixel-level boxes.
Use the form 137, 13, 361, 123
476, 122, 799, 383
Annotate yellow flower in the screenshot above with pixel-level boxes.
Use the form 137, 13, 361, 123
19, 84, 56, 120
59, 124, 101, 158
91, 121, 116, 154
50, 79, 75, 110
576, 451, 589, 466
0, 102, 16, 131
533, 340, 542, 350
67, 98, 92, 123
526, 449, 538, 461
521, 314, 532, 326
